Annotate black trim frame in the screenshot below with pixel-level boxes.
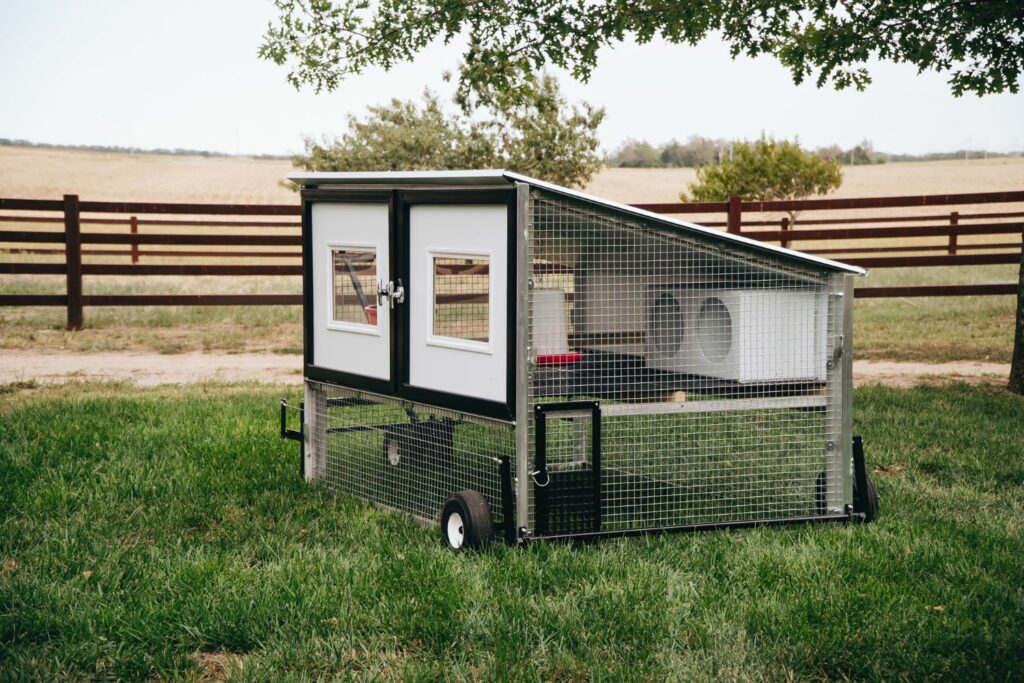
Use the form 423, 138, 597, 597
301, 189, 398, 395
300, 186, 517, 422
395, 189, 517, 421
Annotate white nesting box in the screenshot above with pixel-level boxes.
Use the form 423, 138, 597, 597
645, 288, 829, 383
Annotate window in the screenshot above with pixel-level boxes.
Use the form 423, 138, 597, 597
432, 255, 490, 344
331, 247, 377, 327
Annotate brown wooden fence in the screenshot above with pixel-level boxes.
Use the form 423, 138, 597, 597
1, 191, 1021, 330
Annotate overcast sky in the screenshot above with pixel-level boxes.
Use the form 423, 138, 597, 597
2, 1, 1022, 156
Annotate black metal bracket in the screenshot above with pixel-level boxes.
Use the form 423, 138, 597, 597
280, 398, 305, 479
280, 398, 303, 442
498, 456, 517, 545
851, 434, 870, 518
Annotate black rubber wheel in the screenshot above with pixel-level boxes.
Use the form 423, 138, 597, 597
440, 490, 494, 550
856, 472, 880, 523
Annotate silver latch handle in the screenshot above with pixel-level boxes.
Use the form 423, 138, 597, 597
377, 280, 405, 308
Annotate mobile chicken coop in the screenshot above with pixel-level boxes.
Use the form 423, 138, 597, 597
280, 170, 878, 549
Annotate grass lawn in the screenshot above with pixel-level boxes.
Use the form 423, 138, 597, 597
1, 382, 1023, 680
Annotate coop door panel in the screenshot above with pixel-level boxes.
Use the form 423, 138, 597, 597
311, 203, 391, 381
407, 204, 507, 403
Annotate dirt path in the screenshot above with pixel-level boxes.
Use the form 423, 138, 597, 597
0, 351, 1010, 388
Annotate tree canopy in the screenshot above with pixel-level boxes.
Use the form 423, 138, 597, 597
682, 136, 843, 210
291, 75, 605, 188
260, 1, 1024, 107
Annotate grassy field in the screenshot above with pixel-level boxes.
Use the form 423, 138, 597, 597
1, 381, 1023, 680
1, 147, 1021, 361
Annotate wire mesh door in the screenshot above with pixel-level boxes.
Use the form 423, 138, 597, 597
534, 402, 602, 536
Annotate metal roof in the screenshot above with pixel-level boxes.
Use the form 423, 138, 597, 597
288, 170, 866, 276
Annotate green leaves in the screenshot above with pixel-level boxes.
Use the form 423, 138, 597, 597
682, 135, 843, 206
292, 75, 605, 188
260, 1, 1024, 104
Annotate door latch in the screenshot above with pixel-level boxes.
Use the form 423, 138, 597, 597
377, 279, 405, 308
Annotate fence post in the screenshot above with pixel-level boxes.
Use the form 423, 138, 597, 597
780, 216, 790, 249
130, 215, 139, 264
948, 211, 959, 255
727, 195, 742, 234
63, 194, 83, 330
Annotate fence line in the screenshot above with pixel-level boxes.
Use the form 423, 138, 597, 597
0, 192, 1021, 330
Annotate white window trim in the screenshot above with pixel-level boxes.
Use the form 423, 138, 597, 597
425, 248, 493, 355
326, 242, 381, 336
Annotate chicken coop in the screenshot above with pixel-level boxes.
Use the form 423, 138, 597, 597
280, 170, 878, 549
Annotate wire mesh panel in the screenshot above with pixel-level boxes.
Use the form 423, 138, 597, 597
306, 380, 513, 527
528, 190, 842, 533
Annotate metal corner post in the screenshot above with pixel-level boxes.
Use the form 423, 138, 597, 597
841, 273, 855, 505
303, 379, 326, 481
825, 272, 852, 512
514, 183, 531, 537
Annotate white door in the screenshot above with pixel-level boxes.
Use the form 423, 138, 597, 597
407, 204, 507, 403
311, 202, 391, 381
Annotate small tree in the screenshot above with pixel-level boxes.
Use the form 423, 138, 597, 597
681, 136, 843, 223
292, 76, 604, 189
612, 139, 662, 168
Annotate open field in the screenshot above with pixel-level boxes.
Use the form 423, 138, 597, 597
1, 146, 1021, 361
3, 145, 1024, 204
1, 381, 1022, 680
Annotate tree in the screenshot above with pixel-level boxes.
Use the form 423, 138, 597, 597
681, 136, 843, 222
260, 1, 1024, 108
293, 76, 604, 188
612, 139, 662, 168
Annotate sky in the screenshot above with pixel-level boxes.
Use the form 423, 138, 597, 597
1, 1, 1022, 157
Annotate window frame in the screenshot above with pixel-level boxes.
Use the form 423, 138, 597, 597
424, 248, 494, 355
326, 241, 382, 336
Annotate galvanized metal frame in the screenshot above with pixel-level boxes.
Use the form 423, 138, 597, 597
514, 182, 532, 534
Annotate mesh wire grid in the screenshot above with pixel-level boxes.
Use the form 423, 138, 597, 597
528, 190, 842, 534
306, 380, 512, 527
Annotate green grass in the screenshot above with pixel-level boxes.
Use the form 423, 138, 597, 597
2, 382, 1022, 680
853, 265, 1018, 363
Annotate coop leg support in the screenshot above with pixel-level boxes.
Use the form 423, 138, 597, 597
852, 435, 869, 519
304, 381, 326, 482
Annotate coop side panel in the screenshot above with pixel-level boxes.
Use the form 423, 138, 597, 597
305, 380, 514, 529
527, 190, 839, 535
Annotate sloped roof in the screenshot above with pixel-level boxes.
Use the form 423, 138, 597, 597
288, 170, 866, 275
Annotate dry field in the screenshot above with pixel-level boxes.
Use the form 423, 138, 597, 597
4, 145, 1024, 204
0, 146, 1020, 362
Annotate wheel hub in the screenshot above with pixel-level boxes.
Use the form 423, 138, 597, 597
446, 512, 465, 549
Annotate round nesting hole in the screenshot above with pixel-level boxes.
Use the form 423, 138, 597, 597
697, 297, 732, 363
649, 293, 685, 354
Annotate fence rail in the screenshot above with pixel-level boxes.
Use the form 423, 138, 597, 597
0, 191, 1021, 330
